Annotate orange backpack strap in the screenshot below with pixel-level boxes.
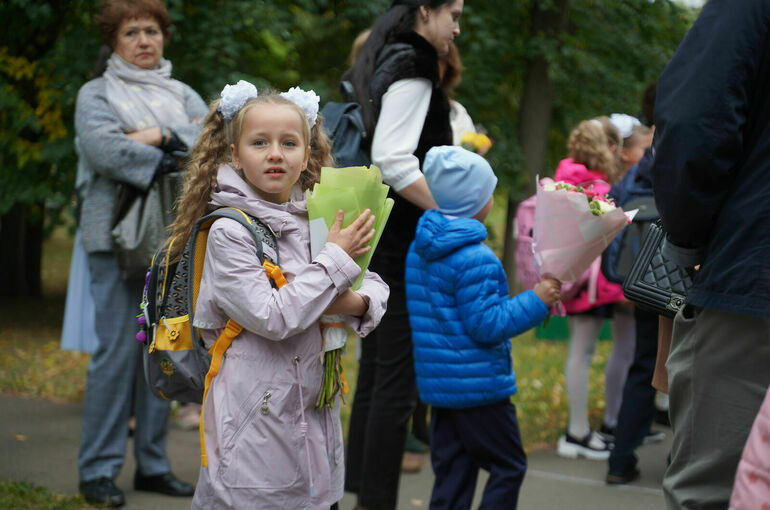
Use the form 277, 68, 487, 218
199, 319, 242, 467
199, 257, 287, 467
263, 260, 288, 288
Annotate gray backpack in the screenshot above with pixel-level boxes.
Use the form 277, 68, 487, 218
137, 207, 282, 404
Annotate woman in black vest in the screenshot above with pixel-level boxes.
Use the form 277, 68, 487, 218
342, 1, 464, 508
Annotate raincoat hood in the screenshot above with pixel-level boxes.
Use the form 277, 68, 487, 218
413, 209, 487, 262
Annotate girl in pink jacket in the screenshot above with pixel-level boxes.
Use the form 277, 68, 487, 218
169, 81, 389, 509
554, 118, 636, 460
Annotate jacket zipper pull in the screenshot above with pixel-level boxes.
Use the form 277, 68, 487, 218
260, 392, 272, 416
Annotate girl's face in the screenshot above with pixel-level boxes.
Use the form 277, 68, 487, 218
620, 133, 653, 171
231, 104, 310, 204
415, 0, 463, 58
113, 16, 164, 69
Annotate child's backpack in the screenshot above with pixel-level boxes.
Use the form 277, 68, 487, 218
320, 81, 371, 167
601, 195, 659, 284
513, 194, 540, 291
138, 207, 286, 406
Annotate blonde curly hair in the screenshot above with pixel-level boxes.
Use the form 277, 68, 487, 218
567, 116, 622, 183
167, 90, 333, 261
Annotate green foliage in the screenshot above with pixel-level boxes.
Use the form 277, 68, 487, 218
0, 0, 694, 226
456, 0, 693, 199
0, 0, 97, 218
0, 481, 85, 510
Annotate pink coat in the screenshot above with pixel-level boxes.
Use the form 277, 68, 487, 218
730, 387, 770, 510
553, 158, 625, 313
191, 165, 389, 509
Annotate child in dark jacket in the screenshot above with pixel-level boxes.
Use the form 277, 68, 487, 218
405, 145, 561, 509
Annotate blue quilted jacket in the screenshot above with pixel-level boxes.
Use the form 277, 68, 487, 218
405, 210, 549, 408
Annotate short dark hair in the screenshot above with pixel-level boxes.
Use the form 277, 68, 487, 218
95, 0, 171, 48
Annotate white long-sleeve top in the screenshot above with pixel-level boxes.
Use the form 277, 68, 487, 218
370, 78, 432, 192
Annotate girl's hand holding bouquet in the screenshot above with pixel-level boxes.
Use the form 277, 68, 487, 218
326, 208, 376, 258
306, 165, 394, 408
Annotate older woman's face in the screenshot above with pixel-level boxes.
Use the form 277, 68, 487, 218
114, 16, 164, 69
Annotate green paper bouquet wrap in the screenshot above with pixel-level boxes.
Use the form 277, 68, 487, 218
306, 165, 394, 407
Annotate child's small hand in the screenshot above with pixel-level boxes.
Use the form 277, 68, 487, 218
326, 209, 376, 259
534, 278, 562, 307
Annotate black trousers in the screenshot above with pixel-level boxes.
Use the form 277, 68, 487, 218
430, 400, 527, 510
345, 278, 419, 508
608, 307, 659, 475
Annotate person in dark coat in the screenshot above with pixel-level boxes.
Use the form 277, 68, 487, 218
340, 1, 464, 508
651, 1, 770, 507
605, 148, 667, 485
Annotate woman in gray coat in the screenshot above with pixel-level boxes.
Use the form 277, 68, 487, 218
74, 0, 207, 506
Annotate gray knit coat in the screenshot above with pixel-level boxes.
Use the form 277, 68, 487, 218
75, 77, 208, 254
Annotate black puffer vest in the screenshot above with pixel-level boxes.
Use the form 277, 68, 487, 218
368, 31, 452, 280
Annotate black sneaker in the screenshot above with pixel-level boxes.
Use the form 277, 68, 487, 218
79, 477, 125, 507
556, 431, 610, 460
654, 408, 671, 427
601, 424, 665, 445
599, 423, 615, 443
606, 466, 641, 485
134, 471, 194, 497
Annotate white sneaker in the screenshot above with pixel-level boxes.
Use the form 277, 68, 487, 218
557, 431, 611, 460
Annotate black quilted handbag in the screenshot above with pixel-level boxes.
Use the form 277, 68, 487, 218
622, 220, 695, 318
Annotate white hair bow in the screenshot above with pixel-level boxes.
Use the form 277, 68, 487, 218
609, 113, 641, 139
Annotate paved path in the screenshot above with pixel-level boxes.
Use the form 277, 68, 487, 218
1, 395, 671, 509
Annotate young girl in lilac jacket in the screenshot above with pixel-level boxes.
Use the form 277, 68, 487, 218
169, 81, 389, 510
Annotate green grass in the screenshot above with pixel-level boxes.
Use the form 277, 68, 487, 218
0, 228, 90, 403
0, 481, 86, 510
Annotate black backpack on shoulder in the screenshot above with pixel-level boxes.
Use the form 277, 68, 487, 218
320, 81, 371, 168
601, 195, 659, 284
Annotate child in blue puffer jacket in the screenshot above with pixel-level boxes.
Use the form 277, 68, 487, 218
405, 145, 561, 509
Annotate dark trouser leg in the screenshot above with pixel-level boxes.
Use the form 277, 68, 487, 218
429, 407, 478, 510
609, 307, 658, 475
431, 401, 527, 510
345, 280, 418, 509
78, 253, 170, 481
412, 399, 430, 446
345, 322, 377, 494
663, 306, 770, 509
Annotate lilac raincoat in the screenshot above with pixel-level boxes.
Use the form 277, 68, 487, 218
191, 165, 389, 509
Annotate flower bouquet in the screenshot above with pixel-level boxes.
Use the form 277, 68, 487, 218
461, 131, 493, 155
533, 177, 636, 283
306, 165, 394, 407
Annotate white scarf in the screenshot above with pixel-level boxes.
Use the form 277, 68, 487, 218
103, 53, 189, 132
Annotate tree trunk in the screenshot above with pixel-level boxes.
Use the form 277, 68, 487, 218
0, 204, 43, 297
502, 0, 571, 293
